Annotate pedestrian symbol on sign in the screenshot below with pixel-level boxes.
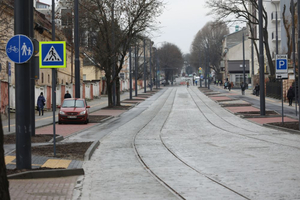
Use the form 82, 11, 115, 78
43, 46, 62, 62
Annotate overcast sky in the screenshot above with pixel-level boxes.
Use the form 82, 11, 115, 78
151, 0, 214, 54
42, 0, 214, 55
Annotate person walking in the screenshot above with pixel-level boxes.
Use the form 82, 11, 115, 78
37, 92, 46, 116
64, 90, 72, 98
255, 83, 260, 96
187, 81, 190, 88
241, 82, 246, 95
228, 81, 231, 91
287, 86, 295, 106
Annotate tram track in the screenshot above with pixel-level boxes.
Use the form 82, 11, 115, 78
187, 87, 300, 150
133, 87, 251, 200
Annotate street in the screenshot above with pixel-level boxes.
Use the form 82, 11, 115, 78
73, 85, 300, 199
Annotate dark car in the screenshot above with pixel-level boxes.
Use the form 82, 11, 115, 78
58, 98, 90, 124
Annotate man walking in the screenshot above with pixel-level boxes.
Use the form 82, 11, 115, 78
241, 82, 246, 95
64, 90, 72, 98
287, 86, 295, 106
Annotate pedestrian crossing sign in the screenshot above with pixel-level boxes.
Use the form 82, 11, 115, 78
39, 41, 66, 68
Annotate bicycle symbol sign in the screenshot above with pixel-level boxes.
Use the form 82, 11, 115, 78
6, 34, 34, 64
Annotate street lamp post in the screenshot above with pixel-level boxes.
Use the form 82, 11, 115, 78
149, 42, 152, 91
143, 38, 146, 93
129, 46, 132, 99
259, 0, 266, 115
297, 0, 300, 130
135, 43, 138, 97
291, 0, 297, 116
243, 31, 246, 89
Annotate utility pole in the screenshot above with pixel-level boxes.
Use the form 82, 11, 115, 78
74, 0, 80, 98
243, 32, 246, 86
112, 2, 116, 105
297, 0, 300, 130
259, 0, 265, 115
129, 46, 132, 99
29, 0, 35, 137
291, 0, 297, 116
135, 44, 138, 96
51, 0, 56, 156
149, 43, 152, 91
144, 38, 146, 93
15, 0, 31, 169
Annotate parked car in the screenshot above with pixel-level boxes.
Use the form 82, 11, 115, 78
58, 98, 90, 124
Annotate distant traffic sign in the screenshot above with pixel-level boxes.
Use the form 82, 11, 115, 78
39, 41, 66, 68
276, 54, 288, 73
6, 34, 34, 64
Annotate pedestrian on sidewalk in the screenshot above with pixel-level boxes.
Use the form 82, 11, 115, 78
187, 81, 189, 88
241, 82, 246, 95
255, 83, 260, 96
37, 92, 46, 116
287, 86, 295, 106
64, 90, 72, 99
228, 81, 231, 91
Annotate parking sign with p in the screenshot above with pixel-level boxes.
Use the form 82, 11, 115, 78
276, 55, 288, 73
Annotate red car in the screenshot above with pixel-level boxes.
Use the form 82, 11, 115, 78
58, 98, 90, 124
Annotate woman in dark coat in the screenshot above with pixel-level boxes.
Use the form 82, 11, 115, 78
37, 92, 46, 116
287, 86, 295, 106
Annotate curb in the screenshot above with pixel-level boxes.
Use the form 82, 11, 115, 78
84, 140, 100, 161
240, 114, 282, 118
49, 135, 64, 143
263, 123, 300, 135
7, 168, 84, 179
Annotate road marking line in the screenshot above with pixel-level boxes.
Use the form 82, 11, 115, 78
5, 156, 15, 165
41, 159, 72, 168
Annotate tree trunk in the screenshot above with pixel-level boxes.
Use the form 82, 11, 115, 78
116, 77, 121, 106
263, 28, 275, 76
106, 75, 113, 107
0, 116, 10, 200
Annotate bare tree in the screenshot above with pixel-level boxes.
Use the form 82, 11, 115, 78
190, 21, 229, 78
206, 0, 276, 77
157, 42, 183, 84
79, 0, 164, 106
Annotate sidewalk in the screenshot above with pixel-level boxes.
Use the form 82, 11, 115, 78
204, 85, 299, 126
6, 85, 299, 199
2, 90, 159, 169
5, 88, 162, 200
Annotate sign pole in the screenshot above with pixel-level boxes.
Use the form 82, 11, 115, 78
7, 62, 10, 132
282, 78, 284, 125
52, 0, 56, 157
14, 0, 32, 169
276, 55, 288, 126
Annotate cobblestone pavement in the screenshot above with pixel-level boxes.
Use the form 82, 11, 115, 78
77, 86, 300, 199
9, 176, 78, 200
6, 86, 300, 199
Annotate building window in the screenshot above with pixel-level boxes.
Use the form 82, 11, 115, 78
62, 79, 64, 84
48, 74, 50, 83
83, 74, 86, 80
42, 73, 44, 83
